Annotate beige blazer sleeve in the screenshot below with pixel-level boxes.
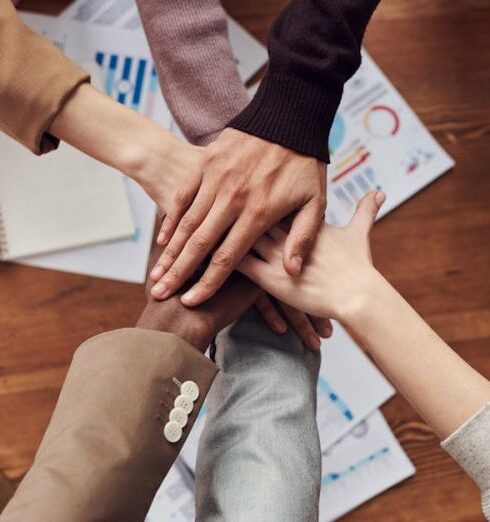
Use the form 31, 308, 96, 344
0, 0, 89, 154
0, 328, 218, 522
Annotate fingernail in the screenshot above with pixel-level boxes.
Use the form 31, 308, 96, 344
182, 288, 199, 305
291, 255, 303, 274
151, 265, 164, 280
308, 335, 321, 351
320, 326, 333, 338
151, 281, 167, 298
157, 232, 167, 245
375, 191, 386, 206
274, 320, 287, 334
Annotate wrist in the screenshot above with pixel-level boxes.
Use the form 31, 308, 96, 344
136, 303, 212, 353
334, 267, 389, 327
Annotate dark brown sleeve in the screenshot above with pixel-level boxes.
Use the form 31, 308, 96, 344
0, 0, 89, 154
228, 0, 380, 163
0, 328, 218, 522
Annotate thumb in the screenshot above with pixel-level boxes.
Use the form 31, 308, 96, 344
283, 199, 324, 276
349, 191, 385, 237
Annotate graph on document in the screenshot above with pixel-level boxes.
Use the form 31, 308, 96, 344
325, 50, 454, 227
316, 376, 355, 436
95, 51, 158, 117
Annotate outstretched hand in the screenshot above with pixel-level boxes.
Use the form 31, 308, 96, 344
238, 191, 385, 322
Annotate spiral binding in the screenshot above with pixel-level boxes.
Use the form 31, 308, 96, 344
0, 205, 8, 259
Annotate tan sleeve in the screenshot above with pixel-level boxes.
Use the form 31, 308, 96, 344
0, 0, 89, 154
0, 328, 218, 522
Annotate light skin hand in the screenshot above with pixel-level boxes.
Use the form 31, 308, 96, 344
237, 191, 386, 321
240, 190, 490, 438
254, 292, 332, 351
150, 128, 327, 306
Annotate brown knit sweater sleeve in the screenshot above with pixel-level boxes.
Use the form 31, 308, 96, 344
229, 0, 380, 163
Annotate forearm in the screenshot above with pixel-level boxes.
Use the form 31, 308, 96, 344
50, 84, 184, 180
49, 83, 199, 210
136, 0, 248, 146
229, 0, 379, 162
343, 269, 490, 439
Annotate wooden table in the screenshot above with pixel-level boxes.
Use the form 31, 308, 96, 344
3, 1, 490, 520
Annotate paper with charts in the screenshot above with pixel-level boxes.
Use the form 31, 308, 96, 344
146, 410, 414, 522
18, 12, 266, 283
60, 0, 268, 84
325, 50, 454, 226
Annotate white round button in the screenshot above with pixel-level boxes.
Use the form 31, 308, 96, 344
181, 380, 199, 401
163, 421, 182, 443
174, 394, 193, 415
169, 407, 188, 428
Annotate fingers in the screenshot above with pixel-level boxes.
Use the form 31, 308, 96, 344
252, 235, 281, 262
181, 215, 268, 306
237, 254, 273, 289
254, 292, 288, 334
267, 224, 288, 245
151, 203, 234, 299
156, 185, 199, 246
279, 303, 321, 351
309, 315, 333, 339
349, 191, 385, 237
283, 197, 325, 276
151, 188, 215, 282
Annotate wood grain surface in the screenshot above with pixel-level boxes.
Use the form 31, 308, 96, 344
3, 1, 490, 520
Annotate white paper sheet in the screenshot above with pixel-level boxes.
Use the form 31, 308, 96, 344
60, 0, 268, 83
145, 462, 195, 522
325, 50, 455, 227
174, 322, 394, 473
320, 410, 415, 521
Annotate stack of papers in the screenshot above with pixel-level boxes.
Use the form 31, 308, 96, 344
147, 324, 415, 521
17, 2, 456, 518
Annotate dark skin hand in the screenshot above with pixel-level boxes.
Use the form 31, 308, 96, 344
137, 244, 261, 352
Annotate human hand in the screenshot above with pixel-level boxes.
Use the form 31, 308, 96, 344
255, 292, 332, 351
238, 191, 385, 322
149, 128, 327, 305
137, 244, 260, 352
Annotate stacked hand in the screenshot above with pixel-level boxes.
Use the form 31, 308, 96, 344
238, 191, 386, 322
146, 128, 330, 350
150, 129, 326, 305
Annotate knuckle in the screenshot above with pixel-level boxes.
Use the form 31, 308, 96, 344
180, 214, 198, 234
211, 249, 235, 269
295, 232, 314, 248
189, 233, 210, 254
200, 146, 217, 167
165, 265, 181, 282
162, 250, 177, 265
250, 203, 267, 221
174, 188, 192, 208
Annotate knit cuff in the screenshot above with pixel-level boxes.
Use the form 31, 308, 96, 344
441, 403, 490, 494
227, 73, 341, 164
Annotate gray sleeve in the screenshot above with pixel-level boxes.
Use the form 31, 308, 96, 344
194, 308, 321, 522
441, 403, 490, 520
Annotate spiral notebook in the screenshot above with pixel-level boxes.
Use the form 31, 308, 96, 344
0, 134, 135, 261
